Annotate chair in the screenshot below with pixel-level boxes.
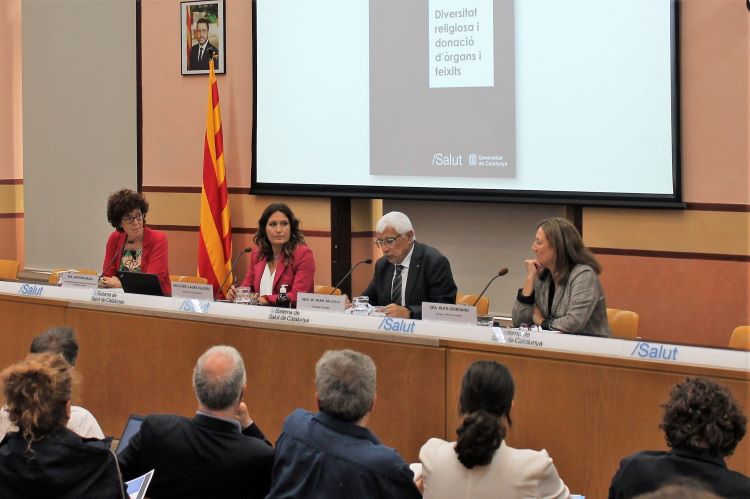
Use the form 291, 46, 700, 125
729, 326, 750, 350
49, 268, 99, 285
456, 293, 489, 316
314, 285, 342, 296
607, 308, 640, 339
0, 259, 19, 281
171, 275, 209, 285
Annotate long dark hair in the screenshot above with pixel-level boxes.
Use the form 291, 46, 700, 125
254, 203, 305, 261
538, 217, 601, 285
455, 361, 514, 468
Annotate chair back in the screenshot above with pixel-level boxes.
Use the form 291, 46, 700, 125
174, 275, 209, 285
456, 293, 490, 316
607, 308, 640, 339
729, 325, 750, 350
49, 268, 99, 285
0, 259, 19, 281
315, 285, 342, 296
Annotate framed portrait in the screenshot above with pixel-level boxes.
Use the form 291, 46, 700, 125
181, 0, 226, 75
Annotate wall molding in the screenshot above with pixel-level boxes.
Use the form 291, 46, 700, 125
0, 213, 24, 219
0, 179, 23, 185
141, 186, 247, 195
149, 224, 331, 238
591, 247, 750, 262
685, 203, 750, 213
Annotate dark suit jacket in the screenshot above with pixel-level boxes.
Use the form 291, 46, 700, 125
362, 240, 457, 319
189, 41, 219, 70
608, 447, 750, 498
118, 413, 274, 499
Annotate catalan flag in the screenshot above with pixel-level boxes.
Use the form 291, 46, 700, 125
198, 59, 232, 298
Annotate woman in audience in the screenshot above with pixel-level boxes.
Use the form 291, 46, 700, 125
512, 217, 610, 336
100, 188, 171, 295
609, 377, 749, 498
419, 360, 570, 498
0, 353, 125, 498
228, 202, 315, 307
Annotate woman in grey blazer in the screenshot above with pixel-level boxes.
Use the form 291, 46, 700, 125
512, 217, 611, 337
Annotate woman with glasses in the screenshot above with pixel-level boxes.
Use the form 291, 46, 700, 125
512, 217, 610, 336
100, 188, 171, 295
418, 360, 570, 498
228, 202, 315, 307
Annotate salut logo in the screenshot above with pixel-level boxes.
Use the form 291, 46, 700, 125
630, 342, 679, 361
17, 284, 44, 296
431, 153, 463, 166
378, 318, 416, 333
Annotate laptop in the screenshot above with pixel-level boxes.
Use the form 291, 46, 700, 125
115, 414, 145, 455
117, 271, 164, 296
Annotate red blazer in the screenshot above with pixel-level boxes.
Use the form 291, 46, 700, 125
240, 245, 315, 306
102, 226, 171, 296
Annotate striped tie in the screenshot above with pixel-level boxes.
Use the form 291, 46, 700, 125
391, 264, 403, 305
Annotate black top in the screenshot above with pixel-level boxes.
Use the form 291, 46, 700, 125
118, 413, 274, 499
608, 447, 750, 499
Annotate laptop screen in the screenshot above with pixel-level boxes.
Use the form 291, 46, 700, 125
115, 414, 145, 455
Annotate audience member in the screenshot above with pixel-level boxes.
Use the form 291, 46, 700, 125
419, 360, 570, 498
609, 377, 749, 498
118, 345, 274, 499
362, 211, 457, 319
0, 326, 104, 440
0, 353, 125, 498
267, 349, 421, 498
633, 477, 721, 499
512, 217, 611, 336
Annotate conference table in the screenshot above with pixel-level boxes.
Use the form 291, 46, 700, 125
0, 281, 747, 498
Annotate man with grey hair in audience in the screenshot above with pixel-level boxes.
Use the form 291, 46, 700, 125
0, 326, 104, 440
362, 211, 457, 319
118, 345, 274, 499
267, 349, 421, 498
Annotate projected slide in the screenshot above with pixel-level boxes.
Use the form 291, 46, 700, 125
254, 0, 677, 202
370, 0, 516, 178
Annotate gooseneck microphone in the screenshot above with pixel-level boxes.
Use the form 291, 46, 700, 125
330, 259, 373, 295
99, 237, 129, 280
472, 268, 509, 306
214, 247, 253, 300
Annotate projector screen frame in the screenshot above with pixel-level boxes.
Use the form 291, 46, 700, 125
250, 0, 683, 209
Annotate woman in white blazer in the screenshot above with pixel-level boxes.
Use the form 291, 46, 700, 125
419, 361, 570, 499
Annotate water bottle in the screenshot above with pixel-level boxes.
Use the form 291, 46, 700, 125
276, 284, 291, 308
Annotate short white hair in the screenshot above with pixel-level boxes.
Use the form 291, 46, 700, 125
376, 211, 414, 237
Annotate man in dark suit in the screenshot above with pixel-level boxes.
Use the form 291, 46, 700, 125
118, 345, 274, 499
362, 211, 457, 319
188, 18, 219, 70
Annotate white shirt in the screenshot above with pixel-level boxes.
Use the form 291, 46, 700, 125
260, 264, 276, 296
391, 244, 414, 306
0, 405, 105, 440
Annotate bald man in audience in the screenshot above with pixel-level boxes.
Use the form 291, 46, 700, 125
118, 345, 274, 499
0, 326, 104, 440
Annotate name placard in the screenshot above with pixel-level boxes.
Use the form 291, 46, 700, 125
60, 272, 99, 290
172, 282, 214, 301
422, 301, 476, 324
90, 289, 127, 305
296, 293, 346, 313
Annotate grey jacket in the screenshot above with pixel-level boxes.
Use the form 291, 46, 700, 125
512, 264, 611, 337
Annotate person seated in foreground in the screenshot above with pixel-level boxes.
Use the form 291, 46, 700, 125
266, 349, 422, 498
608, 377, 749, 498
0, 326, 104, 440
632, 477, 722, 499
0, 353, 125, 498
227, 202, 315, 306
361, 211, 457, 319
118, 345, 274, 499
512, 217, 611, 336
419, 360, 570, 498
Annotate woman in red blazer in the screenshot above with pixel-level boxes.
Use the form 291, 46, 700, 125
99, 189, 171, 295
231, 203, 315, 307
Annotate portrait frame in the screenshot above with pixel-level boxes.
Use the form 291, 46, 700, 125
181, 0, 226, 75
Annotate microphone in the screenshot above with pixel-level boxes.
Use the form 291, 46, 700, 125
99, 236, 129, 280
472, 268, 509, 306
214, 247, 253, 300
330, 258, 373, 295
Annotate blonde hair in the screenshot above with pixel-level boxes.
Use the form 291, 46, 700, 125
1, 353, 71, 444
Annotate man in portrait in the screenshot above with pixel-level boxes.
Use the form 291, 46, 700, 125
189, 17, 219, 70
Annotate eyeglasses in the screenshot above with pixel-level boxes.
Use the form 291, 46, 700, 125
373, 234, 402, 248
122, 213, 144, 224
